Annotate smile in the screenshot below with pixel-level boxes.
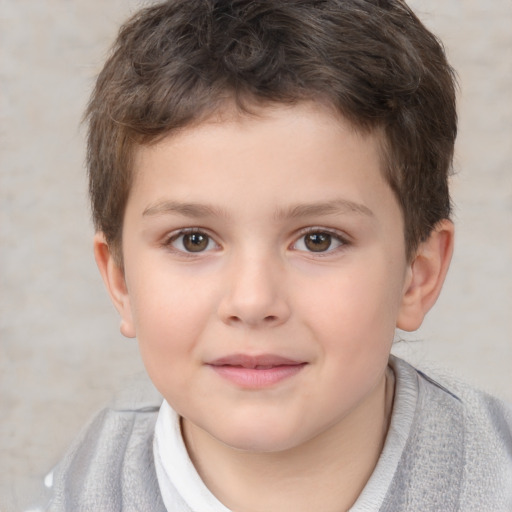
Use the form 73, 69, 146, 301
207, 354, 307, 388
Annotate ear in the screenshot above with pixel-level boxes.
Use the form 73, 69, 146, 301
397, 219, 454, 332
93, 232, 136, 338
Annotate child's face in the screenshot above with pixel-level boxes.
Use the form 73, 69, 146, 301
118, 102, 413, 452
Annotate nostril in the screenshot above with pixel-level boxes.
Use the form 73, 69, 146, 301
264, 315, 278, 322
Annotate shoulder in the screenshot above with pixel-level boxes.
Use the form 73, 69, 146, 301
440, 371, 512, 508
385, 357, 512, 512
46, 377, 166, 512
391, 356, 512, 439
412, 360, 512, 459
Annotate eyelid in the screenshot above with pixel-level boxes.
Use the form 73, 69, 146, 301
163, 227, 221, 254
290, 226, 351, 254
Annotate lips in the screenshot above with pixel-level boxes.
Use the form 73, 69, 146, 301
207, 354, 307, 388
209, 354, 303, 369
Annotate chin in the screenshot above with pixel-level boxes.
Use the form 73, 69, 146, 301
226, 437, 295, 454
213, 422, 308, 454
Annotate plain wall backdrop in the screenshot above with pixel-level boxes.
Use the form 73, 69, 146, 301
1, 0, 511, 510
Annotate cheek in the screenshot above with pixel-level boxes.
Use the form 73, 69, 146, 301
133, 291, 210, 398
298, 260, 402, 351
127, 269, 217, 366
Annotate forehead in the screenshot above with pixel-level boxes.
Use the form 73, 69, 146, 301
127, 101, 395, 221
132, 100, 385, 178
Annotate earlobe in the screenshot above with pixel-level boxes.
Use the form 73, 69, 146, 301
93, 232, 136, 338
397, 219, 454, 332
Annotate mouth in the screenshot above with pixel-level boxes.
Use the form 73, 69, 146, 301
207, 354, 307, 388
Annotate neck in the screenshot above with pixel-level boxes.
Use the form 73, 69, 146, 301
183, 367, 395, 512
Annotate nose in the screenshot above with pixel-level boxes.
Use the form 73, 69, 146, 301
217, 253, 291, 328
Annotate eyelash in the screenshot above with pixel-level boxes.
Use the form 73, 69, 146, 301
163, 228, 219, 256
291, 227, 350, 256
162, 227, 350, 256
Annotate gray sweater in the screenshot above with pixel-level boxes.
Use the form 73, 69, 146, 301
46, 357, 512, 511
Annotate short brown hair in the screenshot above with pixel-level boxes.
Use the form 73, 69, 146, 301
86, 0, 457, 262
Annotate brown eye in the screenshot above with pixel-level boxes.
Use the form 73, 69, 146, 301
304, 232, 332, 252
182, 233, 210, 252
292, 230, 345, 254
168, 229, 219, 255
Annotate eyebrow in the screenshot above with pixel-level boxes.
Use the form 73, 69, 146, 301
273, 199, 374, 220
142, 200, 229, 218
142, 198, 373, 220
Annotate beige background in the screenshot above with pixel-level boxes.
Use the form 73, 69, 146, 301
1, 1, 511, 510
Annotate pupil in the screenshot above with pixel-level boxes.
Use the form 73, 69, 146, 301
184, 233, 208, 252
305, 233, 331, 252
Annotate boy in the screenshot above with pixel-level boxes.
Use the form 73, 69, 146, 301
47, 0, 512, 510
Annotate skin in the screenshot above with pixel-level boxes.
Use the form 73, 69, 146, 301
95, 102, 454, 512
